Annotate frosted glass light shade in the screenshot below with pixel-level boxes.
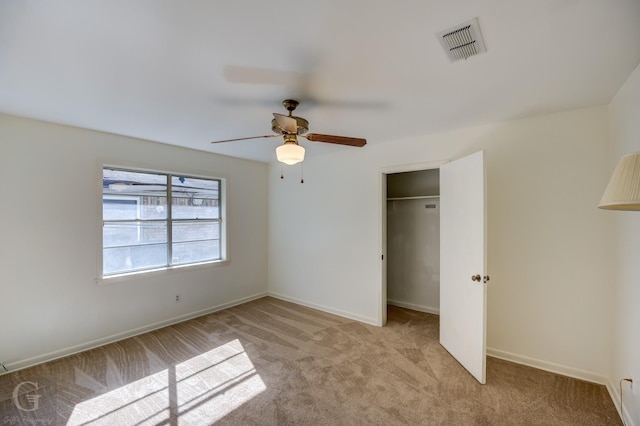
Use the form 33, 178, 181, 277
599, 152, 640, 210
276, 143, 305, 165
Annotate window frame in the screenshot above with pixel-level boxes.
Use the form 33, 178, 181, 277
99, 165, 228, 281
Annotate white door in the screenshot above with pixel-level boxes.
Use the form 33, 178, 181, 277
439, 150, 487, 384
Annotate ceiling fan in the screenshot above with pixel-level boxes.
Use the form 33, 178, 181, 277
210, 99, 366, 165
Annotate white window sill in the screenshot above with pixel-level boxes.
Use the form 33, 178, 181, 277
96, 259, 230, 285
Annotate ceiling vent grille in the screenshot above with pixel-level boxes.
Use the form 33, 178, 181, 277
437, 18, 486, 62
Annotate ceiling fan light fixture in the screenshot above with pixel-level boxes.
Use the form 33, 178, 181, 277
276, 142, 305, 165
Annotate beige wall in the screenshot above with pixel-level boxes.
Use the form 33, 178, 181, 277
608, 61, 640, 425
268, 106, 614, 383
0, 114, 269, 369
1, 98, 628, 416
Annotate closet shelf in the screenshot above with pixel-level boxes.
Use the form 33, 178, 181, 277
387, 195, 440, 201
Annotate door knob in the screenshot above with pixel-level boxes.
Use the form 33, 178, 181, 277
471, 274, 481, 282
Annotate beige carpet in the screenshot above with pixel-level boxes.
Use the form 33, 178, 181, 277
0, 297, 621, 425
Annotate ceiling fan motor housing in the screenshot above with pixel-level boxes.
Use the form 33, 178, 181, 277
271, 116, 309, 135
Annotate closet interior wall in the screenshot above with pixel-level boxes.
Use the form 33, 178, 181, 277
386, 169, 441, 314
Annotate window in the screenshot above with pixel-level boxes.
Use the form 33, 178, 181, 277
102, 167, 223, 277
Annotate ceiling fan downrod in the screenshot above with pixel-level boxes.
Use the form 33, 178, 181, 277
282, 99, 299, 116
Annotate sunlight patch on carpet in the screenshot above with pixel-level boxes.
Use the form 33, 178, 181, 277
67, 339, 265, 425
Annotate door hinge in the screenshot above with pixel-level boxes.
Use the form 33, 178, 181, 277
472, 274, 490, 283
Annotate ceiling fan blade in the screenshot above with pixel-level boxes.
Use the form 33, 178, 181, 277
211, 134, 279, 144
272, 113, 298, 133
304, 133, 367, 147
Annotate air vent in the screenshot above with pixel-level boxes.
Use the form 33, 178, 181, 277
437, 18, 486, 62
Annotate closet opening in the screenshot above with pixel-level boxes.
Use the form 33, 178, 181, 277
385, 168, 440, 317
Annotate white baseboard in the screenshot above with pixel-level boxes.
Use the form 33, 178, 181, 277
1, 292, 267, 376
487, 347, 609, 385
606, 377, 636, 426
387, 299, 439, 315
267, 292, 379, 326
488, 348, 629, 424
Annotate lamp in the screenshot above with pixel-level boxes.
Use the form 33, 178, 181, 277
598, 152, 640, 210
275, 135, 305, 165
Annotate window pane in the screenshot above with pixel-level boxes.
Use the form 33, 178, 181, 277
172, 221, 219, 243
103, 244, 168, 275
171, 176, 220, 219
103, 169, 167, 220
102, 167, 224, 276
172, 240, 220, 265
103, 222, 167, 248
103, 198, 138, 221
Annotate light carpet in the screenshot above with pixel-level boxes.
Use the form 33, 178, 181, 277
0, 297, 621, 425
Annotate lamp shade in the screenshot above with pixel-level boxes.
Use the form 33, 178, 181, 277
276, 143, 305, 165
598, 152, 640, 210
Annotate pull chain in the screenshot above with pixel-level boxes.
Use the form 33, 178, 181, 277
279, 164, 304, 183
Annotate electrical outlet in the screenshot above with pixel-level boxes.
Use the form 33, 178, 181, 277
175, 294, 180, 303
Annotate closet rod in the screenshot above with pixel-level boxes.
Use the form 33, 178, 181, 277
387, 195, 440, 201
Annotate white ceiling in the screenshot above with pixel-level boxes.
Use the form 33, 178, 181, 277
1, 1, 639, 163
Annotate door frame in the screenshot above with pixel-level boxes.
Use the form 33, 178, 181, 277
378, 160, 447, 326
